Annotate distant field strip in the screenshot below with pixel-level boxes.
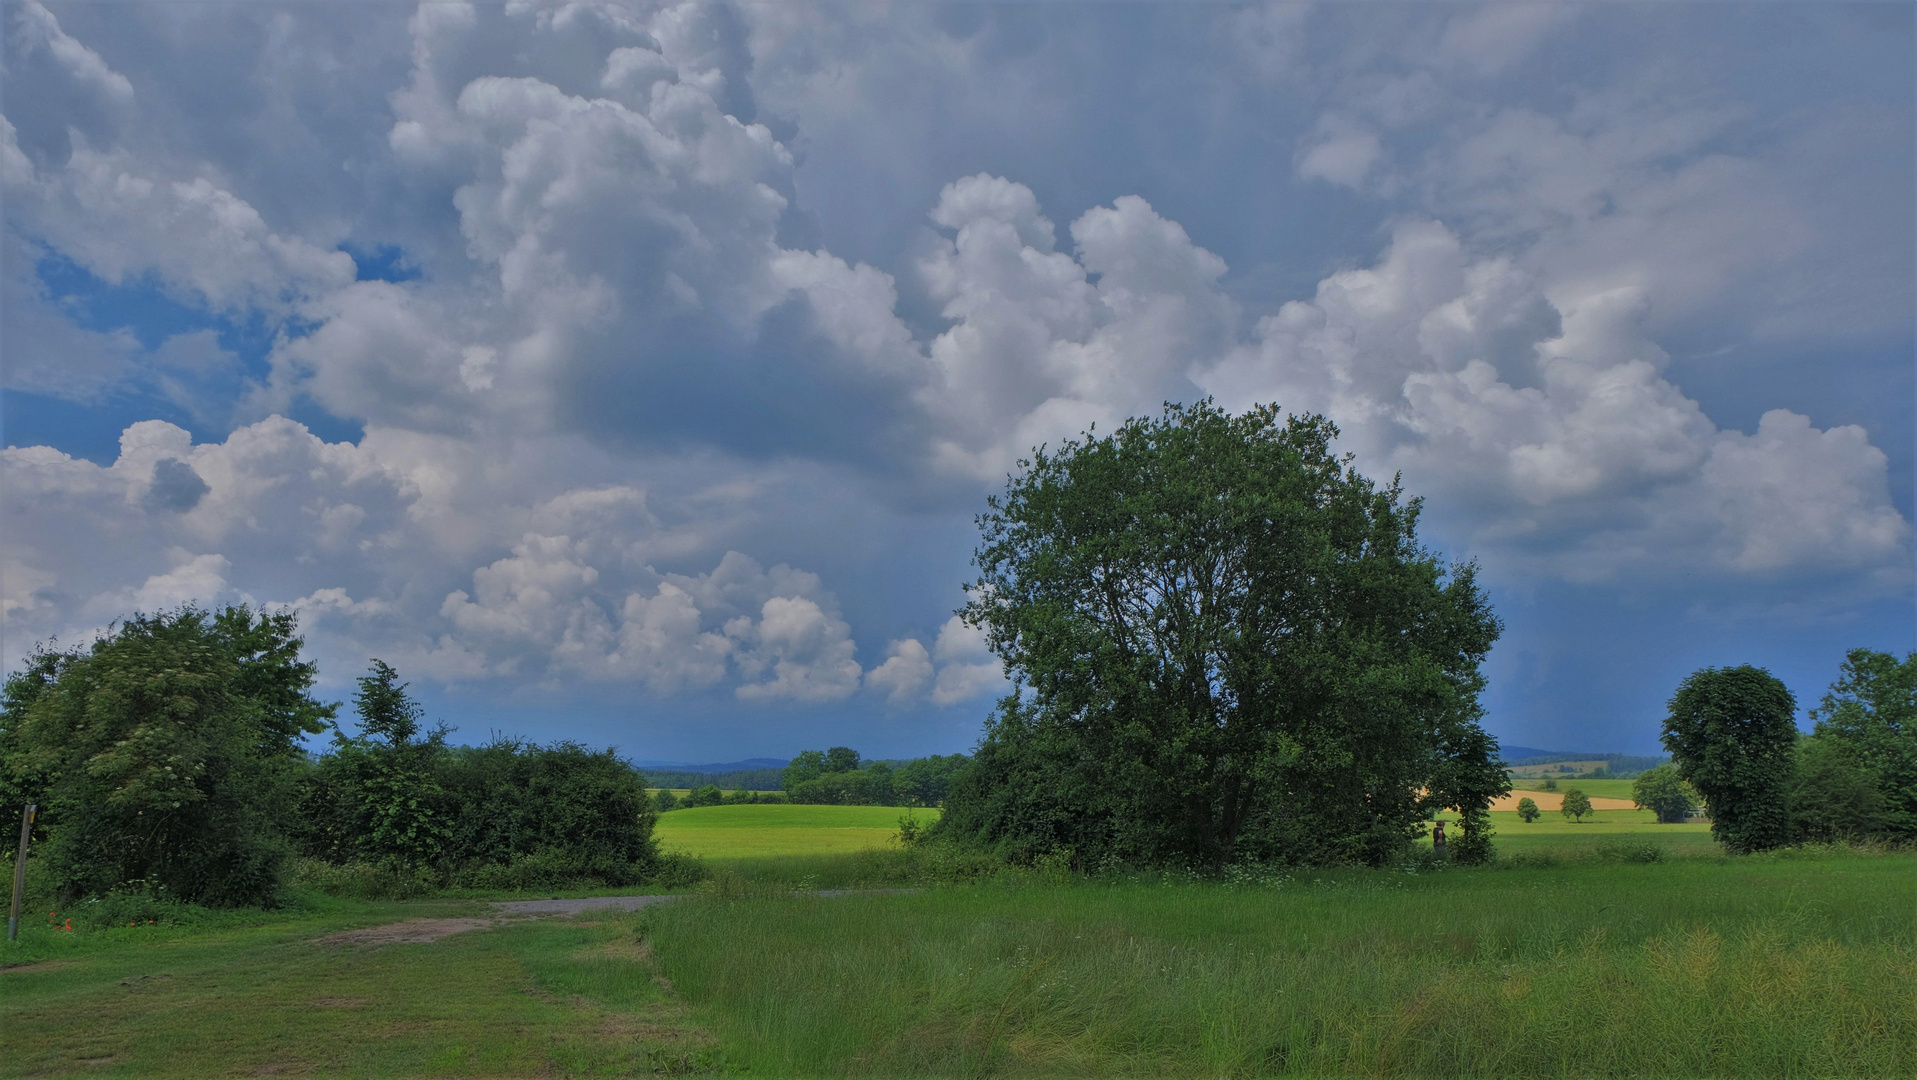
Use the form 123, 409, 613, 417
652, 804, 939, 860
1493, 790, 1637, 812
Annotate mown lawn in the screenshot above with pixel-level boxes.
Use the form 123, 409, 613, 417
1, 898, 714, 1079
652, 803, 937, 860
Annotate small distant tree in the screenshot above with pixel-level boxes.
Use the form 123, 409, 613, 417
1542, 778, 1558, 791
1516, 797, 1541, 823
1632, 764, 1699, 824
823, 746, 861, 774
1663, 666, 1797, 853
653, 789, 680, 812
1560, 788, 1593, 823
782, 750, 827, 790
683, 784, 724, 808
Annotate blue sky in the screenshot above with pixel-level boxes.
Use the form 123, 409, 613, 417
3, 1, 1911, 761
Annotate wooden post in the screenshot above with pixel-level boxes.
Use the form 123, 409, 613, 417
8, 804, 35, 942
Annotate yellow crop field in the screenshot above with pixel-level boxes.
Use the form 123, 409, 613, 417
652, 804, 940, 861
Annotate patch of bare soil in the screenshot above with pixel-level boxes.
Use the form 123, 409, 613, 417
1, 960, 73, 974
315, 918, 499, 946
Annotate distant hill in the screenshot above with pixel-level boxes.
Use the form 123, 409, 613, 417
633, 758, 789, 773
1496, 745, 1561, 762
633, 758, 790, 792
1496, 744, 1668, 777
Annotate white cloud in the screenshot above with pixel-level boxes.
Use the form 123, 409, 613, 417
1198, 221, 1911, 587
1296, 114, 1382, 189
8, 1, 133, 109
864, 616, 1004, 708
917, 174, 1234, 479
929, 616, 1004, 706
866, 638, 933, 706
4, 123, 355, 315
1, 0, 1905, 736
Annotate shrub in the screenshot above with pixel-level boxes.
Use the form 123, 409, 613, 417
1594, 839, 1665, 863
290, 857, 437, 900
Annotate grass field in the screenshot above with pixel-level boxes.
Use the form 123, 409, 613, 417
652, 803, 937, 860
645, 849, 1917, 1077
1447, 810, 1722, 859
6, 817, 1910, 1078
1509, 778, 1642, 801
0, 896, 715, 1078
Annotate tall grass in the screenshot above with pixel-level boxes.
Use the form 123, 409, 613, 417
639, 850, 1917, 1077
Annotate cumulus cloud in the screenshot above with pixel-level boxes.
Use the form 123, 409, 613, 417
1, 0, 1905, 737
1198, 222, 1911, 586
916, 174, 1233, 479
865, 616, 1005, 709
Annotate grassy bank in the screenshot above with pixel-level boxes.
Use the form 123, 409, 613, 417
642, 849, 1917, 1077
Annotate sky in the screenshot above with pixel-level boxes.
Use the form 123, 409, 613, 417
2, 1, 1911, 763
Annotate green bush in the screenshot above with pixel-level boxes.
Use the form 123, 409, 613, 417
1, 606, 333, 907
289, 857, 437, 900
1594, 839, 1665, 863
68, 882, 207, 930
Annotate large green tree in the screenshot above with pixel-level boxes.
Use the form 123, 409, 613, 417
0, 606, 333, 906
1807, 649, 1915, 838
1662, 666, 1797, 853
939, 401, 1506, 869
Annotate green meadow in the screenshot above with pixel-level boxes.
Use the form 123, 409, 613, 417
643, 850, 1917, 1078
5, 814, 1911, 1078
1440, 810, 1724, 859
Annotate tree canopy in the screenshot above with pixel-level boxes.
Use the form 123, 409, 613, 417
1808, 649, 1916, 838
938, 401, 1507, 869
0, 606, 333, 906
1663, 666, 1797, 853
1631, 764, 1699, 824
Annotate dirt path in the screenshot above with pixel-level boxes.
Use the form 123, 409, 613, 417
490, 895, 687, 917
320, 889, 917, 946
317, 918, 503, 946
